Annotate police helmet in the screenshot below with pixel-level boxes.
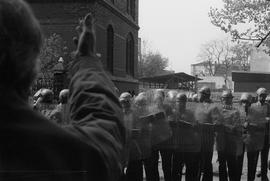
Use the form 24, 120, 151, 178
119, 92, 132, 102
221, 90, 233, 98
134, 92, 147, 107
155, 89, 165, 99
256, 87, 267, 96
40, 89, 54, 104
59, 89, 69, 104
176, 93, 187, 102
240, 93, 252, 102
166, 90, 178, 102
199, 86, 211, 95
192, 94, 198, 102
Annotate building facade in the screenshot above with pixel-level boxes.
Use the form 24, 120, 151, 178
26, 0, 139, 94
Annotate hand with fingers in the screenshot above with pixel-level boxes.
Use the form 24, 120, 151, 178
73, 13, 96, 57
67, 13, 125, 181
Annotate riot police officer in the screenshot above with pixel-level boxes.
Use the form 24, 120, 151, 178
33, 88, 56, 119
144, 89, 172, 181
50, 89, 69, 125
195, 86, 222, 181
119, 92, 142, 181
245, 88, 270, 181
237, 92, 253, 181
131, 93, 152, 181
172, 93, 201, 181
256, 88, 270, 181
216, 90, 243, 181
159, 90, 179, 181
192, 93, 199, 103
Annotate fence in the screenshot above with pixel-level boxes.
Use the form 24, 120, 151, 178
31, 73, 67, 100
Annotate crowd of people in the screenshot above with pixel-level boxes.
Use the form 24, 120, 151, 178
1, 0, 270, 181
116, 87, 270, 181
27, 82, 270, 181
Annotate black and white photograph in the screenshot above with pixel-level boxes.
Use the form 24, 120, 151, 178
1, 0, 270, 180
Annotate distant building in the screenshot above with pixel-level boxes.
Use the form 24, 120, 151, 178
191, 61, 249, 77
232, 47, 270, 92
191, 61, 247, 91
191, 62, 211, 77
197, 76, 233, 90
26, 0, 139, 94
139, 72, 199, 91
232, 71, 270, 92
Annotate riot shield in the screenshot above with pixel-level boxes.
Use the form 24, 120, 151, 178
246, 106, 268, 151
140, 111, 172, 146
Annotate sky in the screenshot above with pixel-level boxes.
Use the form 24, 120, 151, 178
139, 0, 227, 74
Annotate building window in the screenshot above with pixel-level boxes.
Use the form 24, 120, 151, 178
107, 25, 114, 74
127, 0, 135, 19
126, 33, 134, 77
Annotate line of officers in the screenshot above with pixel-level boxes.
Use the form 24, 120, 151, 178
119, 87, 270, 181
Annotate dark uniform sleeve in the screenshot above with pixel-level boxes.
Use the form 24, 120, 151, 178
65, 56, 125, 181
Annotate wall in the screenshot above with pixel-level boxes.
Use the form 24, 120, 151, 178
234, 82, 270, 92
27, 1, 139, 93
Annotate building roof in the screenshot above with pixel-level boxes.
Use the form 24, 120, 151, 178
139, 72, 201, 84
232, 71, 270, 82
191, 61, 209, 66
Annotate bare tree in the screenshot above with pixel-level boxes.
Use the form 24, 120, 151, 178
198, 39, 252, 88
198, 40, 233, 75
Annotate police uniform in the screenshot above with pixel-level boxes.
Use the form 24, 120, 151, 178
158, 102, 178, 181
172, 94, 201, 181
245, 88, 269, 181
34, 89, 56, 120
152, 90, 178, 181
237, 93, 252, 181
144, 98, 172, 181
195, 87, 222, 181
256, 88, 270, 181
125, 93, 150, 181
216, 105, 243, 181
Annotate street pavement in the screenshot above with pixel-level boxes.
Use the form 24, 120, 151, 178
143, 151, 269, 181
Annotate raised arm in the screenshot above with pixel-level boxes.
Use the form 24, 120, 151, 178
65, 13, 125, 181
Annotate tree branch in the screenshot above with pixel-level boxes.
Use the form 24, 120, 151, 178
256, 30, 270, 48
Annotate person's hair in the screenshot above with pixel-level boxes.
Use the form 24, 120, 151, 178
0, 0, 42, 96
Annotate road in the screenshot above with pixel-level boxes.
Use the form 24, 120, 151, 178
143, 151, 268, 181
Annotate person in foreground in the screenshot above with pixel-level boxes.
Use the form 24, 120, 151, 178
0, 0, 125, 180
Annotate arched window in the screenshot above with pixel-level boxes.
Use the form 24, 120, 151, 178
126, 33, 134, 77
107, 25, 114, 74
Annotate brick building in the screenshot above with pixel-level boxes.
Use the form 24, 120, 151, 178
26, 0, 139, 94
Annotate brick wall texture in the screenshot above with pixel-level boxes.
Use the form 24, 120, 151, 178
27, 0, 139, 94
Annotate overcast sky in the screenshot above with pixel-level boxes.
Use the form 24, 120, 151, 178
139, 0, 227, 74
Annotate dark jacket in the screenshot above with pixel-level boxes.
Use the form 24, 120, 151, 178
245, 102, 269, 151
194, 102, 222, 152
0, 56, 125, 181
216, 106, 243, 156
